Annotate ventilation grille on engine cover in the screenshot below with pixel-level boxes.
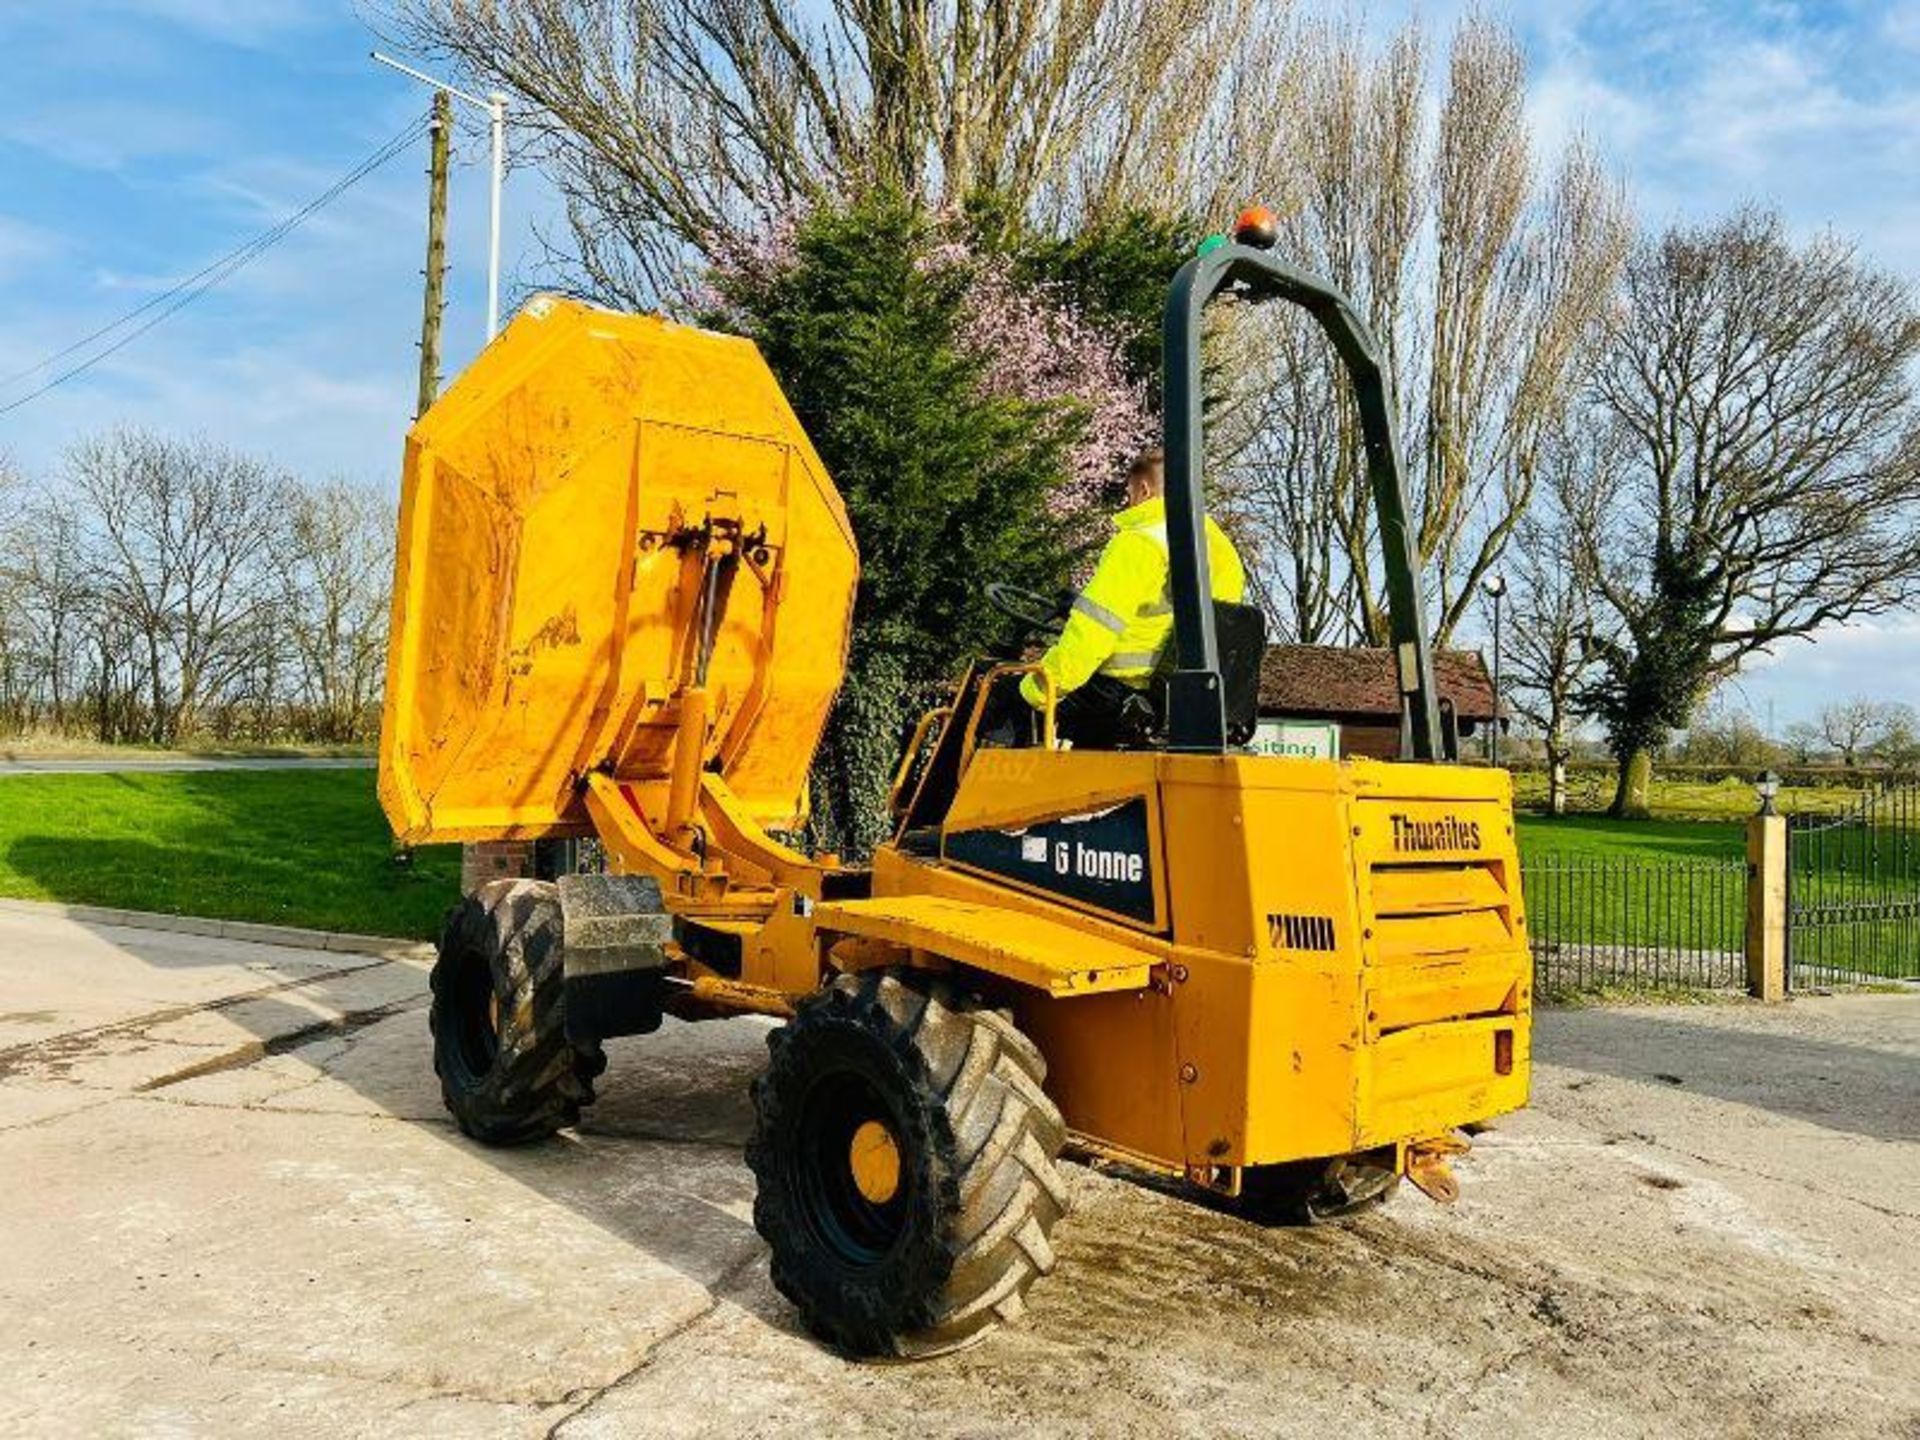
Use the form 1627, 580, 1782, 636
1267, 912, 1336, 953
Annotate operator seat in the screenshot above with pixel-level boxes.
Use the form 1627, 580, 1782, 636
895, 601, 1270, 845
1209, 600, 1267, 746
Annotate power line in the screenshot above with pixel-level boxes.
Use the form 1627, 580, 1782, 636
0, 114, 430, 419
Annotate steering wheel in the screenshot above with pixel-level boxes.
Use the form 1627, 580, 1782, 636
985, 582, 1070, 638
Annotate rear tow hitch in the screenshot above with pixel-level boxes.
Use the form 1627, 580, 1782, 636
1405, 1133, 1472, 1203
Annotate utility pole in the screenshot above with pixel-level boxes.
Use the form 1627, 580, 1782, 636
416, 89, 452, 418
374, 51, 508, 341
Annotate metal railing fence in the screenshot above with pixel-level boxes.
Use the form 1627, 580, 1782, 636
1522, 855, 1747, 996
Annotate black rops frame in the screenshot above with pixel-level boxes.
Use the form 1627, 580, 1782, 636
1159, 244, 1444, 760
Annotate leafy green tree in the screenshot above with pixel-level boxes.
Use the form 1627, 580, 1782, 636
711, 193, 1090, 855
1563, 211, 1920, 818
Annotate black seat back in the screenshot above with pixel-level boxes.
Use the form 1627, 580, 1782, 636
1213, 601, 1266, 744
1155, 600, 1266, 745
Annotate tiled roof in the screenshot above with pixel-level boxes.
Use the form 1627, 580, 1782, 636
1257, 644, 1498, 721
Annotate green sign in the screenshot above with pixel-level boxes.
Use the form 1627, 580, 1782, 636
1249, 718, 1340, 761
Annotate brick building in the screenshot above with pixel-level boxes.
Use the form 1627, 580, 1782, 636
1257, 645, 1501, 760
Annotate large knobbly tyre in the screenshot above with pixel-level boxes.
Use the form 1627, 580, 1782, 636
747, 970, 1068, 1359
429, 879, 601, 1145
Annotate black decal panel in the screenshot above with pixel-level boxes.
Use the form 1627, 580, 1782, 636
944, 797, 1157, 925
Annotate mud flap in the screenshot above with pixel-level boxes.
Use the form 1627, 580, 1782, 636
558, 873, 671, 1042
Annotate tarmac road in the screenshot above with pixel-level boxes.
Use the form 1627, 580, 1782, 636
0, 902, 1915, 1439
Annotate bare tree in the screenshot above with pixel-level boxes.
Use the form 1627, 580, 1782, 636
386, 0, 1292, 302
66, 431, 294, 745
1781, 720, 1824, 765
0, 441, 398, 748
1566, 210, 1920, 816
0, 461, 29, 729
14, 498, 93, 731
278, 481, 394, 742
1678, 697, 1774, 769
1503, 477, 1593, 815
1226, 16, 1629, 649
1818, 697, 1904, 768
1873, 705, 1920, 769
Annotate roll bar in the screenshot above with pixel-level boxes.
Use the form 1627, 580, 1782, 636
1159, 245, 1443, 759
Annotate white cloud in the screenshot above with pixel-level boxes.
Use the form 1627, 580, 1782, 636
0, 216, 57, 285
0, 99, 226, 171
1723, 619, 1920, 726
1504, 4, 1920, 254
1884, 1, 1920, 51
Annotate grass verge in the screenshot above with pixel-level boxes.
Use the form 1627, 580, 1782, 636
0, 769, 458, 939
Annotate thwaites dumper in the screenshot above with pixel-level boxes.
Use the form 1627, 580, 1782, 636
379, 242, 1533, 1359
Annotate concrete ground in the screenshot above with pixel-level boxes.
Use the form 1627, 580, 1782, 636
1, 906, 1914, 1439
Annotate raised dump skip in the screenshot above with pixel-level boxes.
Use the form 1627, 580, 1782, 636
379, 297, 859, 845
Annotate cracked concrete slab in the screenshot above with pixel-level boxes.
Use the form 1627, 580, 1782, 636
0, 907, 1915, 1438
0, 905, 386, 1054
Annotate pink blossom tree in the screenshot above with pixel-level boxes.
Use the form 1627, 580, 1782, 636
933, 247, 1155, 521
706, 211, 1155, 527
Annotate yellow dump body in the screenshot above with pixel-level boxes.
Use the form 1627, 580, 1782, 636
379, 298, 858, 843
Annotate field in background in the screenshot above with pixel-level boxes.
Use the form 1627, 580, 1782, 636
0, 736, 373, 761
0, 770, 457, 938
1509, 767, 1868, 820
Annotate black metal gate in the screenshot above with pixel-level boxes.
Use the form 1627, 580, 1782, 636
1788, 785, 1920, 989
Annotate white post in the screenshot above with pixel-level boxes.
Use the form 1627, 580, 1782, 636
370, 52, 509, 342
486, 92, 505, 340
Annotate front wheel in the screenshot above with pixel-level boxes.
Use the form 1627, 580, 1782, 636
429, 879, 601, 1145
747, 970, 1068, 1358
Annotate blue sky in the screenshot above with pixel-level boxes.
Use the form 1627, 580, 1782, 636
2, 0, 1918, 723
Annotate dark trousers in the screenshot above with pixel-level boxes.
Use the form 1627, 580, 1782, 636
1055, 676, 1154, 749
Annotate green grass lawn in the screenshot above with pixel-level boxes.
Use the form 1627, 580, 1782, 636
0, 769, 460, 938
1516, 813, 1743, 861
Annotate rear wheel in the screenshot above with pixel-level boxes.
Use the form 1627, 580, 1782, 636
747, 970, 1068, 1358
430, 879, 602, 1145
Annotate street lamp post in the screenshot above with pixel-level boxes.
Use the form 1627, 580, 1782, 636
372, 51, 508, 341
1482, 573, 1507, 766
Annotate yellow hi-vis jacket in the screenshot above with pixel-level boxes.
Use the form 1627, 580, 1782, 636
1021, 496, 1247, 707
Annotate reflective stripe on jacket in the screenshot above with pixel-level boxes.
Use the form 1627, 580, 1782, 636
1020, 496, 1247, 707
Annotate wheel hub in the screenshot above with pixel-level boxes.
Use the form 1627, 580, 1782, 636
849, 1119, 902, 1205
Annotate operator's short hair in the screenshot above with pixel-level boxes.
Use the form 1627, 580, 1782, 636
1128, 448, 1164, 480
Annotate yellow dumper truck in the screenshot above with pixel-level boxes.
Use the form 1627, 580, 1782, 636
379, 230, 1532, 1357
